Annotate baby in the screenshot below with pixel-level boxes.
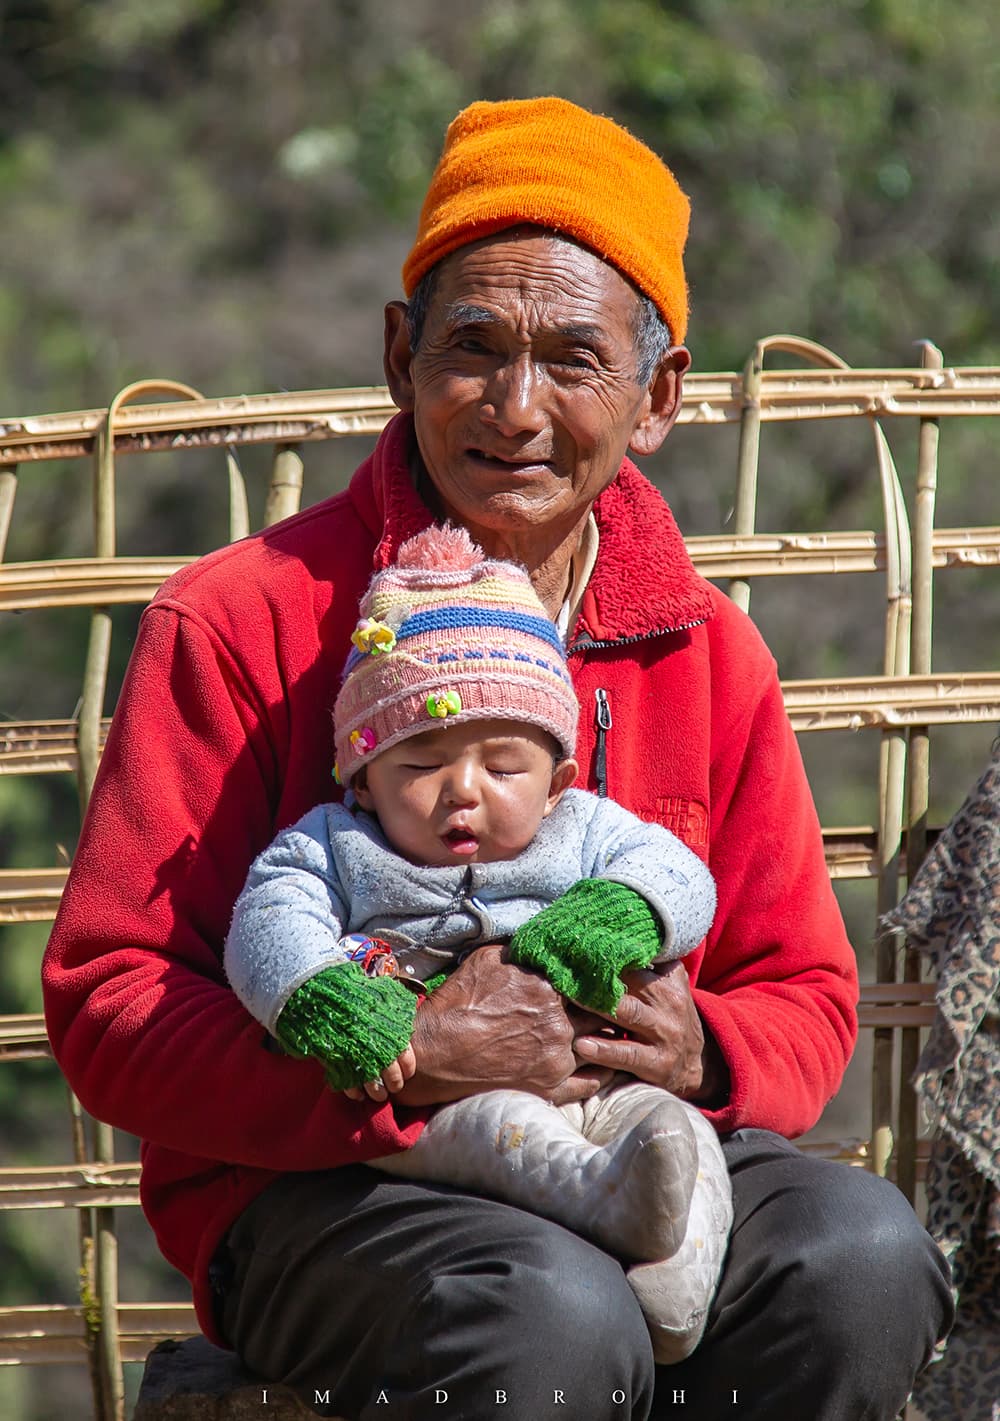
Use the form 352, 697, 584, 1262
225, 524, 732, 1361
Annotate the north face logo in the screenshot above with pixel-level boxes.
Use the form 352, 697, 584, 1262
655, 796, 709, 848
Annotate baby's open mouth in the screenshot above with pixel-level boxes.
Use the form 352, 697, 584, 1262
443, 826, 479, 854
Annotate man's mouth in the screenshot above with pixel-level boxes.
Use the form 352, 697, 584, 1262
466, 447, 552, 474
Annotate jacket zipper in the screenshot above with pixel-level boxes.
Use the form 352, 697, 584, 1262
566, 617, 707, 656
568, 619, 708, 800
594, 688, 612, 798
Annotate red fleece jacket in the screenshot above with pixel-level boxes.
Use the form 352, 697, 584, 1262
42, 413, 858, 1341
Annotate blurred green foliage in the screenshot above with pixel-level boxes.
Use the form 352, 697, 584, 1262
1, 2, 998, 1414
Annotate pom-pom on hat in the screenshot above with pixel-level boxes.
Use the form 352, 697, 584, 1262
334, 525, 579, 785
402, 96, 691, 345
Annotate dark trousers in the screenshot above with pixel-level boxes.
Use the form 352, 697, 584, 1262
218, 1129, 954, 1420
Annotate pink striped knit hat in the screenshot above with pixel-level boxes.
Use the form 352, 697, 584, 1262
333, 525, 579, 785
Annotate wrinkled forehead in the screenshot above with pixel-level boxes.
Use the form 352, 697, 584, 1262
422, 226, 644, 339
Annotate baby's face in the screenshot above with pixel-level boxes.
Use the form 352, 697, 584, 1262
352, 718, 577, 867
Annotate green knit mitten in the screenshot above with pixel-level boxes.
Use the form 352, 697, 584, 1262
509, 879, 662, 1015
274, 963, 417, 1091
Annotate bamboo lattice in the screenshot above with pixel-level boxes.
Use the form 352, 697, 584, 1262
1, 350, 997, 1415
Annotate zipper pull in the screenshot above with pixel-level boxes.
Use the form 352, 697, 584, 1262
594, 688, 612, 798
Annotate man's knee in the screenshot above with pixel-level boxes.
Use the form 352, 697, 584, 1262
425, 1208, 650, 1353
226, 1176, 656, 1417
403, 1208, 655, 1415
769, 1160, 952, 1357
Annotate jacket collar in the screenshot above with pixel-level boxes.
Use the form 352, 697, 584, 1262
349, 411, 714, 644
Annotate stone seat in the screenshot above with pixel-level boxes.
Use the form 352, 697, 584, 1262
134, 1336, 347, 1420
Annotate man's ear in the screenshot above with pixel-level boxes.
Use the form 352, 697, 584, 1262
384, 300, 415, 412
628, 346, 692, 458
543, 757, 580, 816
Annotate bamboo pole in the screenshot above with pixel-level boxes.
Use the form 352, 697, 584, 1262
0, 1303, 199, 1365
94, 1120, 124, 1421
2, 530, 997, 613
73, 375, 252, 1418
0, 468, 16, 561
0, 557, 188, 611
264, 444, 305, 526
871, 418, 912, 1180
227, 451, 250, 542
687, 525, 1000, 579
4, 368, 1000, 468
729, 342, 764, 612
67, 1088, 104, 1416
75, 403, 120, 1421
75, 411, 115, 813
898, 341, 944, 1203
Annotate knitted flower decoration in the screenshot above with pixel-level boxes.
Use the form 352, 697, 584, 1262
351, 618, 397, 656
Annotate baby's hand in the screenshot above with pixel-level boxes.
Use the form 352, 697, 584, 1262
342, 1045, 417, 1102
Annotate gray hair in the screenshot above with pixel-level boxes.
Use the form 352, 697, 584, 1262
405, 266, 439, 353
405, 266, 673, 388
632, 293, 674, 386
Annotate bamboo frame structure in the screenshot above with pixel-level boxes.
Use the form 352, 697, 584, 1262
1, 352, 997, 1413
0, 1305, 199, 1366
2, 530, 998, 615
728, 336, 910, 1178
0, 827, 968, 933
69, 379, 251, 1421
1, 672, 997, 788
3, 367, 1000, 469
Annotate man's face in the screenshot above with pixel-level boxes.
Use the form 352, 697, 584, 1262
385, 230, 687, 553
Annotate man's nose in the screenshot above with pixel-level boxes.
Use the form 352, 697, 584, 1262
480, 356, 547, 438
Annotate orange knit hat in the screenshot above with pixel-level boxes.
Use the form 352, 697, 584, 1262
402, 96, 691, 344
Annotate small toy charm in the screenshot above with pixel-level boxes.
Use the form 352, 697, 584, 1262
349, 727, 378, 754
351, 618, 397, 656
340, 934, 400, 978
426, 690, 462, 718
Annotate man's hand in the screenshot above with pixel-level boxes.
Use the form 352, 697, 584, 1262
393, 945, 612, 1107
573, 962, 730, 1107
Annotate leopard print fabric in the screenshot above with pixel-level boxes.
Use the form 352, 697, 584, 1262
885, 740, 1000, 1421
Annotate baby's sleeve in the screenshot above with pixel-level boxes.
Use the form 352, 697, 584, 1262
224, 805, 352, 1034
580, 797, 717, 959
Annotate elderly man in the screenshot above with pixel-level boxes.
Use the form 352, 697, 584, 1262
43, 98, 951, 1419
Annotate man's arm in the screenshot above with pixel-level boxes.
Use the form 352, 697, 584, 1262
573, 668, 857, 1136
42, 605, 431, 1167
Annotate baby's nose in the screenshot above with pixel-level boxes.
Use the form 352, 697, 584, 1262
442, 764, 479, 804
